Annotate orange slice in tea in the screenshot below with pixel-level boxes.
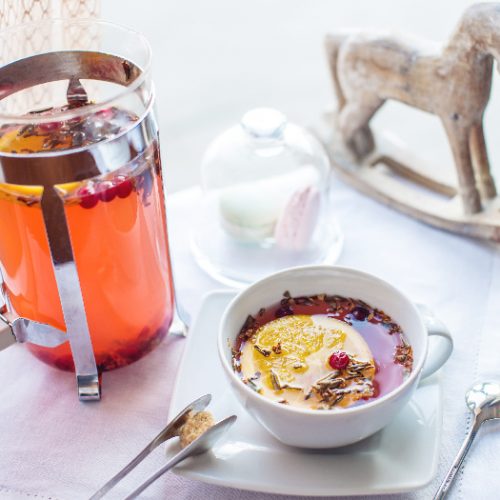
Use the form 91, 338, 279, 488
240, 314, 375, 409
0, 182, 44, 204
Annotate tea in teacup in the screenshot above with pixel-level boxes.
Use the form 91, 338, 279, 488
232, 292, 413, 410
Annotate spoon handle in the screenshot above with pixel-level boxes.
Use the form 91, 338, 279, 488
89, 439, 161, 500
123, 445, 193, 499
434, 418, 481, 500
123, 416, 236, 499
89, 395, 211, 500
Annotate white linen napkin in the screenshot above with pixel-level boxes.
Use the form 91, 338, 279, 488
0, 184, 498, 500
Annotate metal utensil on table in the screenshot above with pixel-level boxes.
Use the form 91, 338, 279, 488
89, 394, 211, 499
90, 394, 236, 499
168, 297, 190, 337
434, 381, 500, 500
165, 238, 190, 337
124, 415, 237, 499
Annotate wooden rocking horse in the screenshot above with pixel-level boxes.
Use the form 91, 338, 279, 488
322, 2, 500, 242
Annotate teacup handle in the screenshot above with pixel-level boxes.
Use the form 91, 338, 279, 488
417, 304, 453, 379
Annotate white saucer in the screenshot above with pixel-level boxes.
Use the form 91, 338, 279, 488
168, 291, 442, 497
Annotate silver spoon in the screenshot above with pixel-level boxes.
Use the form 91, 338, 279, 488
434, 381, 500, 499
166, 238, 190, 338
124, 414, 237, 499
90, 394, 212, 500
168, 297, 190, 337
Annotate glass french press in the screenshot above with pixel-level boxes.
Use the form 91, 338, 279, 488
0, 19, 174, 400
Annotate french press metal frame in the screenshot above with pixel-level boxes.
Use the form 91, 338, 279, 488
0, 50, 156, 401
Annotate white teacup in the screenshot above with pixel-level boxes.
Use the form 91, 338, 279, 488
218, 265, 453, 448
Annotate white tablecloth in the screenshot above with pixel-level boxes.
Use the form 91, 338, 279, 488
0, 182, 499, 500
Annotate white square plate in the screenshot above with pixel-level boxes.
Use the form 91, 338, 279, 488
168, 291, 442, 497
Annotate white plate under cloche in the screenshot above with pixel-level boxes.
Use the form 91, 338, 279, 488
168, 291, 442, 497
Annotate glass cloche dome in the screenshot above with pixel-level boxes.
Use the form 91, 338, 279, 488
191, 108, 343, 286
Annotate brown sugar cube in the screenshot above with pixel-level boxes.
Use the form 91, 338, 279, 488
179, 411, 215, 448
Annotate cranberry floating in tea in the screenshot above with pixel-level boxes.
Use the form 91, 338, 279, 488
0, 20, 174, 400
192, 108, 343, 287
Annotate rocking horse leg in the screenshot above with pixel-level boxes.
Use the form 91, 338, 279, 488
470, 121, 497, 199
339, 98, 383, 159
442, 119, 482, 214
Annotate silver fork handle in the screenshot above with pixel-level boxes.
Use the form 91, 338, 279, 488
434, 418, 481, 500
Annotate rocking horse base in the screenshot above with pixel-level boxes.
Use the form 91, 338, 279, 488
316, 112, 500, 243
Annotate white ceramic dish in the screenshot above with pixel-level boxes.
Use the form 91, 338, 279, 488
168, 290, 443, 496
218, 265, 452, 448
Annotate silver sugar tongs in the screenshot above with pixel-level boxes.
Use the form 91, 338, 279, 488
90, 394, 237, 499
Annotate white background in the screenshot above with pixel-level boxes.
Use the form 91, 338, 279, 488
103, 0, 500, 193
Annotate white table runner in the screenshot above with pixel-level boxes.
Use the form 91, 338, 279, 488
0, 182, 498, 499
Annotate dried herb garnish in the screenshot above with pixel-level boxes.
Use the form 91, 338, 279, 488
18, 124, 35, 137
294, 296, 315, 306
272, 342, 282, 354
309, 358, 376, 409
282, 382, 303, 390
332, 394, 344, 406
270, 369, 282, 391
0, 104, 139, 156
240, 314, 256, 336
16, 196, 38, 207
245, 378, 260, 392
394, 340, 413, 371
389, 323, 403, 335
275, 305, 293, 318
254, 345, 271, 357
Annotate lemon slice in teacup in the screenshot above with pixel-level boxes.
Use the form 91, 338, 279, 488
240, 314, 376, 409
